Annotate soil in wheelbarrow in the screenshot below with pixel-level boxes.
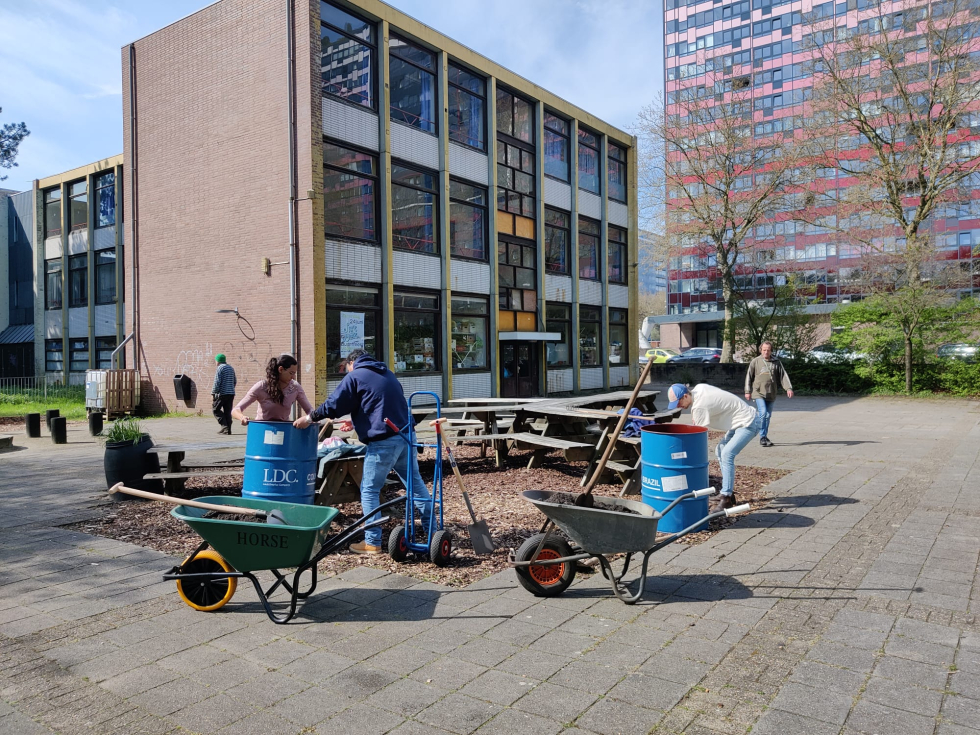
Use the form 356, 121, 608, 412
64, 438, 788, 588
547, 493, 644, 515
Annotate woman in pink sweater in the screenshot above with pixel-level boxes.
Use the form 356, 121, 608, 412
232, 354, 314, 424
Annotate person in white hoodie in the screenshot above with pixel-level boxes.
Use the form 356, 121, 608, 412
667, 382, 762, 512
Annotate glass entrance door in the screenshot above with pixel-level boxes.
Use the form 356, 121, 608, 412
500, 342, 538, 398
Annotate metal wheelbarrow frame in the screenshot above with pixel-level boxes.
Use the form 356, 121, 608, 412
510, 488, 749, 604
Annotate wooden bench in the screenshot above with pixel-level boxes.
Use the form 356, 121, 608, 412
316, 454, 365, 506
147, 441, 247, 494
144, 468, 243, 481
504, 432, 595, 469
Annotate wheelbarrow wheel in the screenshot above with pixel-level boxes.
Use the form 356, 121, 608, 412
429, 529, 453, 567
388, 525, 409, 562
515, 534, 576, 597
176, 549, 237, 612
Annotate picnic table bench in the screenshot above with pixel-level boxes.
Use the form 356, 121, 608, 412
147, 440, 247, 494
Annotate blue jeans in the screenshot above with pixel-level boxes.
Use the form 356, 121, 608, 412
754, 398, 774, 438
716, 415, 762, 496
359, 434, 431, 547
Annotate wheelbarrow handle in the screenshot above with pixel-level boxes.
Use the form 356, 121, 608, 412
725, 504, 751, 516
657, 487, 716, 517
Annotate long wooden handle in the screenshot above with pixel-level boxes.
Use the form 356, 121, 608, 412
582, 359, 655, 495
109, 483, 266, 517
430, 418, 480, 524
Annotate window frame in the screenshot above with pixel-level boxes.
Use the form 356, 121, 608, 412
450, 295, 490, 372
389, 35, 438, 135
95, 336, 116, 370
543, 112, 570, 182
95, 250, 117, 305
393, 290, 442, 374
496, 138, 536, 219
449, 178, 488, 261
68, 180, 87, 231
607, 143, 627, 203
495, 86, 534, 145
578, 128, 601, 195
447, 62, 486, 152
544, 207, 570, 275
325, 283, 381, 375
323, 138, 380, 244
44, 187, 62, 238
608, 308, 629, 365
45, 259, 62, 311
578, 216, 601, 281
94, 171, 116, 228
579, 305, 602, 367
45, 339, 63, 373
68, 254, 87, 308
545, 303, 572, 368
391, 161, 439, 255
69, 337, 89, 373
498, 236, 537, 313
320, 0, 377, 110
608, 225, 628, 284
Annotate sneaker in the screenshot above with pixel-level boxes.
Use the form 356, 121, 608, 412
760, 436, 773, 447
217, 427, 230, 435
349, 541, 382, 555
709, 493, 737, 513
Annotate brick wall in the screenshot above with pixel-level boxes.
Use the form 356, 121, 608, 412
122, 0, 318, 413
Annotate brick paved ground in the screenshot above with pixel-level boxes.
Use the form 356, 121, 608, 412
1, 396, 979, 734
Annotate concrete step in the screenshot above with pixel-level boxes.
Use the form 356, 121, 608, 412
0, 435, 13, 451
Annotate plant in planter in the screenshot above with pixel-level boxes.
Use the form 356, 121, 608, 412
100, 417, 163, 498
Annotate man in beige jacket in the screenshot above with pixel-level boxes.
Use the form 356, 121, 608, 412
744, 342, 793, 447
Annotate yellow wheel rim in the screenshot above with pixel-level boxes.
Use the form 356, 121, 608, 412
176, 549, 237, 612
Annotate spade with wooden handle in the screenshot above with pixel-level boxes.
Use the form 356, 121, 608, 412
109, 483, 288, 525
430, 419, 495, 554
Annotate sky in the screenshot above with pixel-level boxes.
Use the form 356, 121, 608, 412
0, 0, 663, 192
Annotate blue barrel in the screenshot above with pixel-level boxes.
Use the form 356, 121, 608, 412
242, 421, 318, 505
640, 423, 710, 533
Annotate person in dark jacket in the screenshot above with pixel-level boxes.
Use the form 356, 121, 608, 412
293, 349, 430, 554
210, 354, 237, 434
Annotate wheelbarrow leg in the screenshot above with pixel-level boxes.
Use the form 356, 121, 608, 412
596, 552, 652, 605
246, 572, 300, 625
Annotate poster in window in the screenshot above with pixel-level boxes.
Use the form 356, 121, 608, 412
339, 311, 365, 358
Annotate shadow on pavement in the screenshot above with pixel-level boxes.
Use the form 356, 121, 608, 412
737, 511, 816, 527
780, 440, 879, 447
770, 494, 859, 507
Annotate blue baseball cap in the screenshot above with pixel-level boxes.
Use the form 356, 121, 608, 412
667, 383, 690, 409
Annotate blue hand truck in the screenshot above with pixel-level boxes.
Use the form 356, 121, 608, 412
384, 392, 452, 566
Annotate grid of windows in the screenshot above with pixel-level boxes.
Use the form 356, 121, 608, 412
449, 179, 487, 260
320, 1, 375, 108
448, 63, 485, 150
496, 88, 533, 144
389, 36, 437, 134
498, 239, 536, 313
45, 339, 63, 373
578, 128, 600, 194
543, 113, 570, 181
391, 163, 438, 254
496, 140, 535, 219
544, 208, 570, 275
323, 141, 378, 242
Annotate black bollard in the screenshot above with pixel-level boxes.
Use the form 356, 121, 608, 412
88, 412, 104, 436
45, 409, 60, 431
51, 416, 67, 444
26, 413, 41, 438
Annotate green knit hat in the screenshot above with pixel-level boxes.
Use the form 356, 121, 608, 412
215, 354, 226, 363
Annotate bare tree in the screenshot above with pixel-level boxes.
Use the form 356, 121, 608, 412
731, 276, 820, 359
636, 89, 808, 362
801, 0, 980, 391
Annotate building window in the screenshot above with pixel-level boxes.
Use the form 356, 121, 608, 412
579, 306, 601, 367
609, 309, 628, 364
451, 296, 488, 370
45, 339, 63, 373
95, 337, 116, 369
389, 36, 436, 134
608, 226, 627, 284
95, 171, 116, 227
68, 254, 87, 308
578, 128, 600, 194
448, 63, 485, 150
392, 163, 438, 254
323, 141, 378, 242
450, 179, 487, 260
544, 113, 570, 181
393, 292, 440, 373
498, 238, 537, 312
497, 140, 535, 218
95, 250, 116, 304
544, 207, 570, 274
546, 303, 571, 367
69, 180, 87, 230
69, 338, 88, 372
608, 143, 627, 202
325, 284, 380, 374
44, 188, 61, 238
579, 217, 600, 280
320, 1, 375, 109
496, 87, 533, 144
45, 260, 62, 310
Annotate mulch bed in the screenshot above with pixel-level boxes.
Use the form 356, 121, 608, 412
65, 437, 788, 588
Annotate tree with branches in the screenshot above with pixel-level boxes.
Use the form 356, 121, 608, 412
0, 107, 29, 182
800, 0, 980, 391
636, 88, 808, 363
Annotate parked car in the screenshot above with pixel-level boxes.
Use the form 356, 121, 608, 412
808, 343, 865, 362
666, 347, 723, 364
639, 348, 680, 365
937, 343, 979, 362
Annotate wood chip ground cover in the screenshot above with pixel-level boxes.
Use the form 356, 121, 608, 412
66, 440, 788, 587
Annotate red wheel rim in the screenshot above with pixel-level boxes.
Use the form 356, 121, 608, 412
528, 549, 564, 585
440, 538, 451, 557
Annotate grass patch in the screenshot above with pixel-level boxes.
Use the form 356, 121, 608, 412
0, 386, 87, 420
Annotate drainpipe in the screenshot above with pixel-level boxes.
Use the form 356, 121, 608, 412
286, 0, 298, 361
128, 44, 140, 374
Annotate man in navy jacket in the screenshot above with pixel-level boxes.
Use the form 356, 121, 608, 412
294, 350, 430, 554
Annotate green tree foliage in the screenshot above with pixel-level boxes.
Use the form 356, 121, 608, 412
0, 107, 30, 182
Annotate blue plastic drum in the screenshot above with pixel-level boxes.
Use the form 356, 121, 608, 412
640, 423, 710, 533
242, 421, 318, 505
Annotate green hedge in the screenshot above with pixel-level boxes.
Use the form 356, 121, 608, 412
782, 359, 980, 396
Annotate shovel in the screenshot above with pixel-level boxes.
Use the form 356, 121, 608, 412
108, 483, 288, 525
430, 419, 495, 554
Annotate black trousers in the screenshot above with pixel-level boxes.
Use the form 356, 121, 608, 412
212, 394, 234, 429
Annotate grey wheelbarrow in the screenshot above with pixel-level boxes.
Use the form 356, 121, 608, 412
509, 488, 749, 604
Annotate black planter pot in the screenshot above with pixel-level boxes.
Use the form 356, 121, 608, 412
104, 433, 163, 498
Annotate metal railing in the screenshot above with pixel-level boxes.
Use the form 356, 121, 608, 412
0, 376, 86, 402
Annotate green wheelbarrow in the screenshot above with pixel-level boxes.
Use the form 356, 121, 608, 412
163, 494, 405, 624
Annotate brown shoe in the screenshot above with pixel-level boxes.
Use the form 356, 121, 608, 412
709, 493, 737, 513
349, 541, 382, 555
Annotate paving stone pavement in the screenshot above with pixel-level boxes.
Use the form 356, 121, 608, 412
1, 397, 979, 734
